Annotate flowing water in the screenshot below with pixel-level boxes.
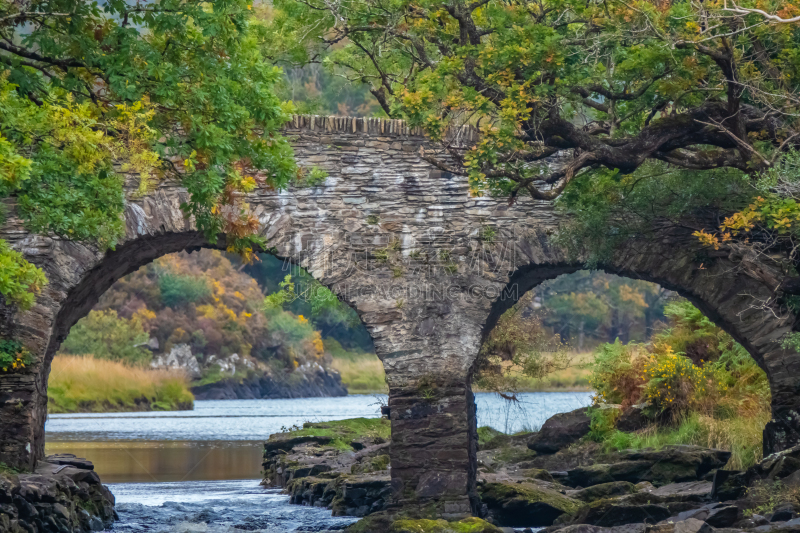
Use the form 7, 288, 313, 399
44, 392, 593, 532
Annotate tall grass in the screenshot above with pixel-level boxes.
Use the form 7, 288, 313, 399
600, 409, 770, 470
331, 356, 387, 394
48, 355, 194, 413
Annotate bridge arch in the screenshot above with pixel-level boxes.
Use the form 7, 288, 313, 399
0, 115, 797, 520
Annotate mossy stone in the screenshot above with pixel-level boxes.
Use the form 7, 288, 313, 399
346, 515, 501, 533
572, 481, 636, 502
521, 468, 555, 482
479, 481, 581, 527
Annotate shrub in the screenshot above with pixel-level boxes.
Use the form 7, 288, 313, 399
476, 292, 571, 393
0, 339, 32, 372
158, 271, 211, 307
643, 344, 710, 416
746, 480, 800, 516
588, 300, 772, 469
61, 310, 151, 365
589, 340, 646, 406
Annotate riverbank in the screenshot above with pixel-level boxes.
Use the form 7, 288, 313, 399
265, 405, 797, 533
48, 355, 194, 413
331, 352, 593, 395
0, 454, 116, 532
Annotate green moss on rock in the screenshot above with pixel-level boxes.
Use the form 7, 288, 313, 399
266, 418, 390, 452
346, 515, 501, 533
480, 482, 581, 527
572, 481, 636, 502
521, 468, 555, 482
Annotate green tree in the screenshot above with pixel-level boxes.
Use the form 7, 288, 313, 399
536, 271, 669, 348
271, 0, 797, 199
61, 310, 150, 365
0, 0, 297, 309
158, 272, 211, 308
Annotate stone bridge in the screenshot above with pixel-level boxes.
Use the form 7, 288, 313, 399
1, 115, 799, 518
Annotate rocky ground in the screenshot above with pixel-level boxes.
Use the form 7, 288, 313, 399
152, 344, 349, 401
261, 418, 392, 518
192, 361, 348, 400
263, 407, 800, 533
0, 454, 116, 533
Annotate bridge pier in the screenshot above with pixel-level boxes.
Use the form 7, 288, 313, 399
386, 375, 478, 519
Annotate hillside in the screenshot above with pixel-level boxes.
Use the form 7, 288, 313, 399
55, 249, 375, 409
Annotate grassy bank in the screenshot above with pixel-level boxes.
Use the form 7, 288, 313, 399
593, 409, 770, 471
48, 355, 194, 413
278, 418, 391, 450
330, 350, 591, 395
326, 340, 388, 394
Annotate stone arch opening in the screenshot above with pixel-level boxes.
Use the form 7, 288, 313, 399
473, 266, 773, 433
474, 260, 798, 469
2, 227, 384, 472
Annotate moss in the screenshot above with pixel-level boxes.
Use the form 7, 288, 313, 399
0, 463, 25, 476
480, 482, 581, 514
391, 517, 502, 533
477, 426, 505, 449
494, 444, 536, 464
346, 515, 501, 533
276, 418, 391, 450
521, 468, 555, 482
351, 454, 391, 474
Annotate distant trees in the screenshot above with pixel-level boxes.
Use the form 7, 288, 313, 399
63, 250, 328, 370
535, 272, 670, 350
61, 310, 151, 365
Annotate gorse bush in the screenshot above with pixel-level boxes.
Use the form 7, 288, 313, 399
590, 301, 769, 420
590, 341, 646, 406
642, 344, 711, 415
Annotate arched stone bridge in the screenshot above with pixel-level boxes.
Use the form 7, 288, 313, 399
1, 115, 798, 518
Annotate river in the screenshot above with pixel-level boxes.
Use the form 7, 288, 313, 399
45, 392, 593, 532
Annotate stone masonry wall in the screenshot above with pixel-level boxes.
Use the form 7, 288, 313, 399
0, 115, 798, 518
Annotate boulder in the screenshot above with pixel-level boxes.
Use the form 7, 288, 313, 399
616, 405, 651, 433
671, 504, 739, 528
651, 481, 712, 501
528, 408, 591, 454
770, 504, 800, 523
479, 482, 581, 527
1, 456, 116, 533
712, 444, 800, 501
331, 474, 392, 517
647, 518, 715, 533
521, 469, 556, 483
566, 446, 730, 488
560, 498, 672, 528
572, 482, 637, 502
263, 435, 333, 456
150, 343, 202, 379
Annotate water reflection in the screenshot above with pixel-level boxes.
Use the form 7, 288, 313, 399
44, 392, 594, 484
45, 441, 263, 483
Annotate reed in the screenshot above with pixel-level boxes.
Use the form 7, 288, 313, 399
330, 355, 388, 394
48, 355, 194, 413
